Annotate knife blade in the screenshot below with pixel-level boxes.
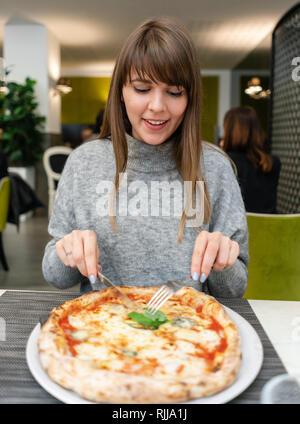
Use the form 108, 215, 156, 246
96, 271, 144, 313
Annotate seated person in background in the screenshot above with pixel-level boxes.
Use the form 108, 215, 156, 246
220, 106, 281, 214
81, 125, 97, 143
95, 109, 104, 134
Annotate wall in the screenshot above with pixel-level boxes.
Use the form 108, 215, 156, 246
202, 70, 231, 140
201, 75, 219, 142
47, 30, 61, 134
61, 77, 110, 125
4, 20, 61, 135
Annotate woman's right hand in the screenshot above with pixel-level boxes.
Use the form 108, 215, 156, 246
55, 230, 100, 282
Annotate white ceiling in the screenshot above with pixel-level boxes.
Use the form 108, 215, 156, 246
0, 0, 297, 73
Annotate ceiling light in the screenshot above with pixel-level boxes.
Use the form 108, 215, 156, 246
245, 77, 270, 99
56, 77, 72, 95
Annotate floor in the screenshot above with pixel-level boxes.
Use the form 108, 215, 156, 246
0, 215, 79, 292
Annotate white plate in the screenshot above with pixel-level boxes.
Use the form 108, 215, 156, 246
26, 306, 263, 404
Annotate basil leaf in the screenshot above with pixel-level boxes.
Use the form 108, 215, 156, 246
154, 311, 168, 323
145, 310, 168, 327
128, 312, 154, 327
128, 310, 168, 329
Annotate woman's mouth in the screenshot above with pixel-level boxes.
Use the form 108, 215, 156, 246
143, 118, 169, 130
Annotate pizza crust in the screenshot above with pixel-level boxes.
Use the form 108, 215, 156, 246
38, 287, 241, 403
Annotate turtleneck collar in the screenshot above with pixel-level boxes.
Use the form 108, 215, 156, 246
126, 133, 177, 173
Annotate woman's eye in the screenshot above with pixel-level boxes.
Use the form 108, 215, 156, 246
169, 91, 183, 97
134, 87, 149, 93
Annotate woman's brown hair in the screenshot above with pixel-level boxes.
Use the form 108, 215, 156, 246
100, 17, 211, 242
222, 106, 273, 173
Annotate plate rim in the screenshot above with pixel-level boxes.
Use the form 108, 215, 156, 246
26, 305, 264, 404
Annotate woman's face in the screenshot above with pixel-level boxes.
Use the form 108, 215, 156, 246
122, 72, 188, 145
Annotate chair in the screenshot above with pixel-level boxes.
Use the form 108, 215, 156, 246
43, 146, 72, 218
243, 212, 300, 301
0, 177, 11, 271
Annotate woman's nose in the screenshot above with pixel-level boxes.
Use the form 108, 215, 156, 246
148, 91, 166, 112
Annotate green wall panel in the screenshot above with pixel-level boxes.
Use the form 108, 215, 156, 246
201, 76, 219, 143
61, 77, 111, 124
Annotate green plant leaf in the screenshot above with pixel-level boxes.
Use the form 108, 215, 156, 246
1, 132, 13, 140
0, 76, 45, 165
10, 150, 23, 161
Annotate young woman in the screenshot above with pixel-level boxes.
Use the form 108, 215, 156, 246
221, 106, 281, 213
42, 18, 248, 297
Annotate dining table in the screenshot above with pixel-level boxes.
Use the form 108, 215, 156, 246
0, 288, 299, 404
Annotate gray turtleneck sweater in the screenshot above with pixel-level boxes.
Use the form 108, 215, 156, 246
42, 134, 249, 297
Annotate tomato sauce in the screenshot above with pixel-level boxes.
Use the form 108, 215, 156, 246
65, 335, 81, 357
87, 296, 121, 312
176, 364, 185, 374
59, 315, 76, 332
117, 356, 158, 376
196, 304, 203, 314
126, 293, 149, 305
58, 314, 81, 357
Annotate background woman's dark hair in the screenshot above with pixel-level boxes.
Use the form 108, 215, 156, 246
222, 106, 273, 173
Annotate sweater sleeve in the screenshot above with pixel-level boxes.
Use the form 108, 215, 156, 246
203, 148, 249, 298
42, 151, 87, 289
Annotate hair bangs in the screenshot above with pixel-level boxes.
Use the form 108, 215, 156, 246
124, 37, 191, 91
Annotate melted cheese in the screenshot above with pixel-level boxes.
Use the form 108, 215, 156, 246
60, 299, 227, 378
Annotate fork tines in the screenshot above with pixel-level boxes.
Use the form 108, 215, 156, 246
145, 285, 173, 315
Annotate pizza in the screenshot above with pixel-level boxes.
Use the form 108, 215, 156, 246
38, 286, 241, 403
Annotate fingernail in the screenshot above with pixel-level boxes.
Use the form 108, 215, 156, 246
200, 273, 207, 283
89, 275, 96, 285
192, 272, 199, 281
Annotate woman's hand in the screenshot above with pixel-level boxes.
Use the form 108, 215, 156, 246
191, 231, 239, 283
55, 230, 100, 283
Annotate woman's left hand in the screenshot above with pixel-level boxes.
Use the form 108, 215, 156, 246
190, 231, 239, 283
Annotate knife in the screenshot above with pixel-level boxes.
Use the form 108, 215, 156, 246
95, 271, 144, 313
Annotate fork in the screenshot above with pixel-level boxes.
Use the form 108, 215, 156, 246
145, 278, 191, 315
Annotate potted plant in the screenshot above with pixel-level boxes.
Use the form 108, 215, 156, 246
0, 76, 45, 179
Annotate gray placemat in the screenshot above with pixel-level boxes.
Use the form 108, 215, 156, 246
0, 290, 286, 404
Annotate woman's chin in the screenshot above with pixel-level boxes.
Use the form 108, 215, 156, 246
133, 131, 172, 146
